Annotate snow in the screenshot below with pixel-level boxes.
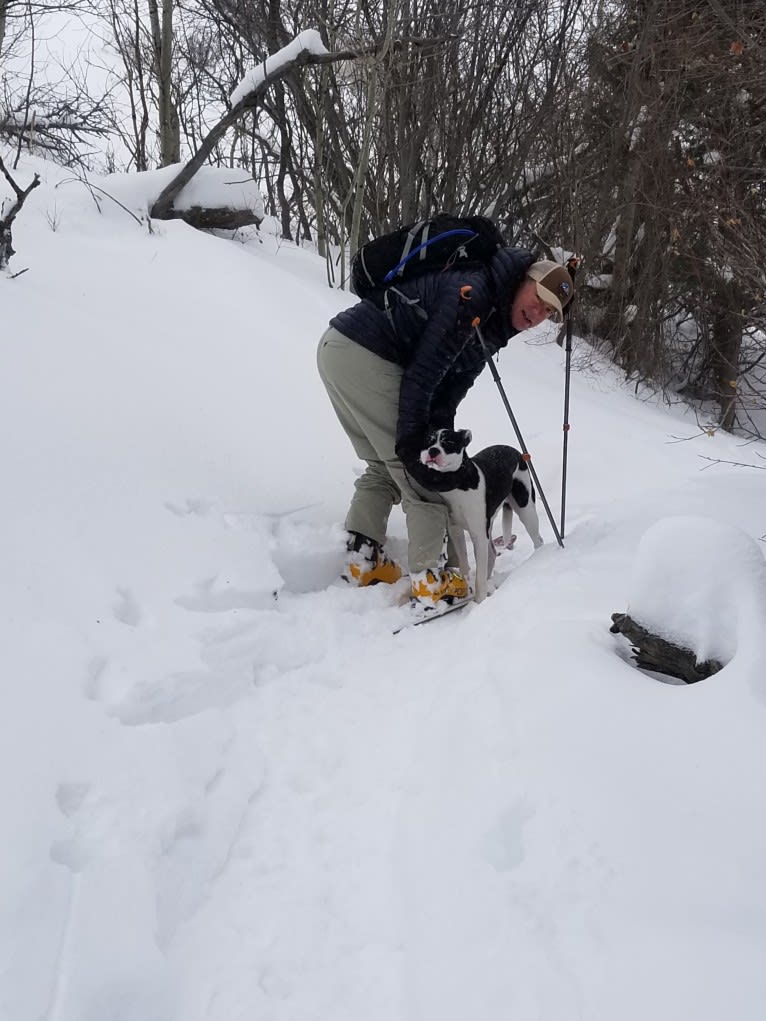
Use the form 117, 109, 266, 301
3, 149, 766, 1021
628, 516, 766, 670
230, 30, 328, 107
52, 164, 265, 220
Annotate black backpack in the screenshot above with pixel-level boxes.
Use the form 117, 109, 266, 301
350, 214, 506, 304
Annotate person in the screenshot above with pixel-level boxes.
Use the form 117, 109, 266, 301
317, 249, 574, 607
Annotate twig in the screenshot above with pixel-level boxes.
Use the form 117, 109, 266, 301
667, 430, 713, 443
699, 455, 766, 471
55, 177, 143, 225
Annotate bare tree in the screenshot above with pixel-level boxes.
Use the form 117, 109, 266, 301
147, 0, 180, 164
1, 1, 114, 167
575, 0, 766, 432
148, 29, 451, 225
172, 0, 582, 258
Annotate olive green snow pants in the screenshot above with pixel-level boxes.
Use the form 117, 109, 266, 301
317, 326, 450, 573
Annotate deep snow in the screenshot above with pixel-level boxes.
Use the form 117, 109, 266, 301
2, 152, 766, 1021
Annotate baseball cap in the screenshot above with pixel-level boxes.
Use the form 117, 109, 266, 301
527, 261, 574, 321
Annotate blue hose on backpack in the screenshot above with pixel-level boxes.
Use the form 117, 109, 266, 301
382, 229, 478, 283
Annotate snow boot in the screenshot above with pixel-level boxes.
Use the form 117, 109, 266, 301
342, 532, 403, 587
410, 567, 470, 607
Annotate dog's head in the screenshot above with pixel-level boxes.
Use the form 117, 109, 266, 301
420, 428, 472, 472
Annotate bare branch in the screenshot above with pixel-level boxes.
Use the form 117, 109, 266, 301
0, 155, 41, 269
149, 32, 453, 221
699, 455, 766, 471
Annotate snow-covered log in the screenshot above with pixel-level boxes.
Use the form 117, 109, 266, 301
610, 612, 723, 683
159, 205, 261, 231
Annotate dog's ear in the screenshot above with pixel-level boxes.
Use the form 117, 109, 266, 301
459, 428, 472, 448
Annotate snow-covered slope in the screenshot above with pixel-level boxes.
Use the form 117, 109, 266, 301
3, 153, 766, 1021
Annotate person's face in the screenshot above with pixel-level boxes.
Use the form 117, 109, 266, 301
510, 278, 557, 331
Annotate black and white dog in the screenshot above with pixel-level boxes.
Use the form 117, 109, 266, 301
420, 427, 544, 602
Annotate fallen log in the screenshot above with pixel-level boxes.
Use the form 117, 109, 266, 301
610, 612, 723, 684
159, 205, 262, 231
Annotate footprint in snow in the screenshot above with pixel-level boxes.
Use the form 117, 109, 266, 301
50, 782, 92, 872
164, 497, 215, 517
109, 666, 258, 726
175, 576, 277, 613
113, 587, 142, 627
482, 799, 536, 872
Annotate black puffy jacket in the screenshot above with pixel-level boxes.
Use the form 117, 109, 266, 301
330, 246, 535, 450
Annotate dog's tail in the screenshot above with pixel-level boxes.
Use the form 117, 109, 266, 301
507, 461, 544, 548
510, 459, 535, 509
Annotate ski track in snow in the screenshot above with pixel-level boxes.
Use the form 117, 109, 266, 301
36, 483, 766, 1021
46, 489, 766, 1020
53, 498, 559, 1019
6, 155, 765, 1019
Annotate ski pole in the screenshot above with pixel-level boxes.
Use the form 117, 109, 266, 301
561, 318, 572, 539
471, 315, 564, 549
560, 256, 578, 540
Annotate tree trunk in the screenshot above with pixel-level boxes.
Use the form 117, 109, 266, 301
0, 157, 41, 270
0, 0, 8, 57
148, 0, 180, 166
313, 66, 328, 260
349, 67, 379, 258
273, 85, 294, 241
710, 279, 743, 432
606, 146, 642, 370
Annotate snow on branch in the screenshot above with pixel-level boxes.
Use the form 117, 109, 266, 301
149, 27, 454, 223
230, 30, 328, 107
